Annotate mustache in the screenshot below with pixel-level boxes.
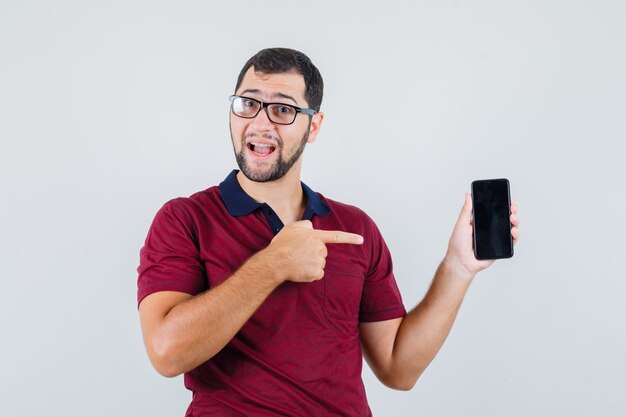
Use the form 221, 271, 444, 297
243, 132, 282, 147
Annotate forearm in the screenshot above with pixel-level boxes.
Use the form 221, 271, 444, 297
368, 193, 518, 390
147, 250, 282, 376
389, 259, 474, 388
141, 220, 364, 377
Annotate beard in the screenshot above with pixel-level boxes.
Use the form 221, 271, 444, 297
232, 128, 309, 183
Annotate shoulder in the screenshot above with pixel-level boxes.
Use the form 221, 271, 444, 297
153, 185, 224, 228
161, 185, 221, 213
319, 194, 371, 220
317, 193, 381, 236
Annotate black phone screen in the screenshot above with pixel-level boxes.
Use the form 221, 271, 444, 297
471, 179, 513, 260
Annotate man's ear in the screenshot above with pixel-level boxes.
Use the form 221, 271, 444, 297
306, 112, 324, 144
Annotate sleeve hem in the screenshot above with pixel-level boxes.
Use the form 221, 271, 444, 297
359, 306, 407, 322
137, 283, 203, 308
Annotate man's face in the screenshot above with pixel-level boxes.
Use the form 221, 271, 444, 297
229, 67, 322, 183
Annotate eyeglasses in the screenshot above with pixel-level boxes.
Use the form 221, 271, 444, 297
229, 95, 316, 125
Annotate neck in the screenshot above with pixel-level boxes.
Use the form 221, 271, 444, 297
236, 165, 306, 225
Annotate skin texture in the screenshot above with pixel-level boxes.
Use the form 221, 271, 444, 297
138, 68, 520, 389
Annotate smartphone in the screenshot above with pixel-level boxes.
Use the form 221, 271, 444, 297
471, 179, 514, 260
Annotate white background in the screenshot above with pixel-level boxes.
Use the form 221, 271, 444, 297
1, 1, 625, 416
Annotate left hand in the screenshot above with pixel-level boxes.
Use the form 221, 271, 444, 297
443, 193, 520, 280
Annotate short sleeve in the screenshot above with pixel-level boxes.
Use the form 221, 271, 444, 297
358, 218, 406, 322
137, 199, 207, 306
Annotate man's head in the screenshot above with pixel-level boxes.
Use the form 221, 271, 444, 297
235, 48, 324, 113
230, 48, 324, 183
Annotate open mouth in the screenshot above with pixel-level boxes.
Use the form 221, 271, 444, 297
247, 142, 277, 157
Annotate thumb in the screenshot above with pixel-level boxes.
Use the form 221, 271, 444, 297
457, 193, 473, 225
464, 192, 472, 213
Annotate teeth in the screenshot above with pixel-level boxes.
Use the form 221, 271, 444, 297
251, 143, 275, 148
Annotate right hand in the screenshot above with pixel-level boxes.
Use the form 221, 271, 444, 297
264, 220, 364, 283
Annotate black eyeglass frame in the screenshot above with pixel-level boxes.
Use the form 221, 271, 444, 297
229, 95, 317, 125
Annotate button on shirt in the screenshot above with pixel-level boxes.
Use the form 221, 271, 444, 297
137, 170, 406, 417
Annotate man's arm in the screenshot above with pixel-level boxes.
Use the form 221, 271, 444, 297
359, 193, 520, 390
139, 251, 282, 378
139, 220, 363, 377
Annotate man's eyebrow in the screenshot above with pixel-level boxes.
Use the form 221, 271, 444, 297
272, 93, 298, 105
239, 89, 299, 105
239, 88, 262, 96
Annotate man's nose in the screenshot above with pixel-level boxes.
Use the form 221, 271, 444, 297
250, 106, 274, 129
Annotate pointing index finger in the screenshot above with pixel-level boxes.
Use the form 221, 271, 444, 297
314, 230, 364, 245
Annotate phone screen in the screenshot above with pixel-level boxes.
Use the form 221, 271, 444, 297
471, 179, 513, 260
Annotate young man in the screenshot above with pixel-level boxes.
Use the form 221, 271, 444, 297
137, 48, 520, 416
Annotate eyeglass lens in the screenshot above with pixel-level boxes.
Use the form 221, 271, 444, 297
231, 97, 297, 125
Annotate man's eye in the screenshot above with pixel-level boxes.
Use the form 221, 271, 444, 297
276, 106, 294, 114
243, 100, 256, 107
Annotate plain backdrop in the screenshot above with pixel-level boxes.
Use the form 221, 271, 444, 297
1, 1, 625, 416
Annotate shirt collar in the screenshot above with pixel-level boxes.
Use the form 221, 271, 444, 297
219, 169, 331, 219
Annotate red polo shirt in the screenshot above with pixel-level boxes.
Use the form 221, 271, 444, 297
138, 170, 406, 416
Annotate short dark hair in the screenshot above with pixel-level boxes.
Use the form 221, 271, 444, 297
234, 48, 324, 112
